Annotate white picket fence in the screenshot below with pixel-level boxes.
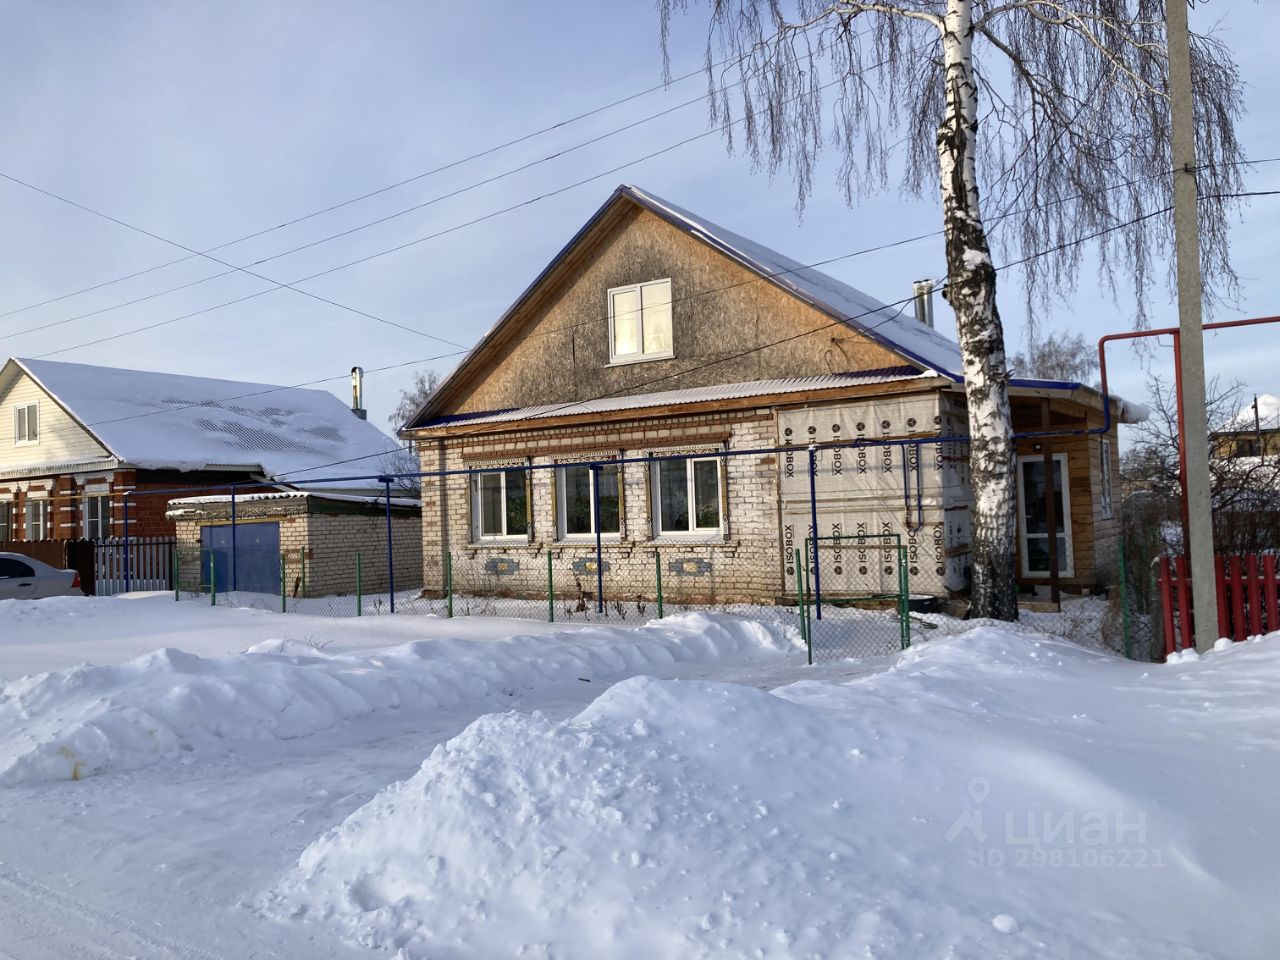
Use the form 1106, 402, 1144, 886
94, 536, 176, 596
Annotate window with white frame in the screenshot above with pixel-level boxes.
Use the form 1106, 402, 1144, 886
472, 469, 529, 539
652, 456, 722, 535
83, 494, 111, 540
1099, 439, 1114, 520
24, 499, 50, 541
608, 279, 672, 364
0, 502, 12, 541
1016, 454, 1074, 577
557, 463, 620, 538
13, 402, 38, 445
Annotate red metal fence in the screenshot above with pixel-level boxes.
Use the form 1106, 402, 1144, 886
1159, 554, 1280, 657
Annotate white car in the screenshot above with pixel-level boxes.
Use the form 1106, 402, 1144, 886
0, 553, 84, 599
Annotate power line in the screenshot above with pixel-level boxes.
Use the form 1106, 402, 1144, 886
0, 77, 746, 347
278, 193, 1280, 477
0, 171, 469, 350
22, 75, 854, 359
0, 54, 735, 323
22, 178, 1279, 447
4, 36, 864, 351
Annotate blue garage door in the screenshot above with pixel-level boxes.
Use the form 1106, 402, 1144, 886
201, 522, 281, 595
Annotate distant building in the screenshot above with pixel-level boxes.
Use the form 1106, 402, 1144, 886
1212, 393, 1280, 460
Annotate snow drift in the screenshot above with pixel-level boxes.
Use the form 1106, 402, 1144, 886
0, 613, 795, 786
269, 628, 1280, 960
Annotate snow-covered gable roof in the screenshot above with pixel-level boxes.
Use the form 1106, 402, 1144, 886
622, 185, 965, 379
12, 357, 400, 486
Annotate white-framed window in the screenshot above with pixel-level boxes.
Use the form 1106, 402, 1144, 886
1016, 453, 1074, 577
24, 499, 50, 541
472, 469, 529, 540
557, 463, 620, 538
13, 402, 38, 445
0, 502, 12, 541
1099, 438, 1114, 520
83, 494, 111, 540
608, 278, 673, 365
652, 456, 722, 535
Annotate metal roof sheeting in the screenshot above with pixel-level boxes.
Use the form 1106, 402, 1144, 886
419, 367, 932, 428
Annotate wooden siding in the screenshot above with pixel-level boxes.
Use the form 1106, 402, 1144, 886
1012, 400, 1120, 590
0, 367, 112, 473
439, 205, 905, 416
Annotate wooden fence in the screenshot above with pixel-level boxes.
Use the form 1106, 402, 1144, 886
1158, 554, 1280, 657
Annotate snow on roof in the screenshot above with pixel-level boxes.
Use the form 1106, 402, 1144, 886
1227, 393, 1280, 432
419, 367, 934, 428
623, 185, 965, 379
167, 491, 421, 508
15, 358, 400, 486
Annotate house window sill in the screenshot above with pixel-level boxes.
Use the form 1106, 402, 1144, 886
605, 353, 674, 368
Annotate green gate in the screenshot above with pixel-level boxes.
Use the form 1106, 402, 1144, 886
796, 534, 911, 663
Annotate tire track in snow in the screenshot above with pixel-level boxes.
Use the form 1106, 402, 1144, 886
0, 865, 231, 960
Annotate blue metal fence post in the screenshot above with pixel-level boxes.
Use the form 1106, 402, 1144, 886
591, 463, 604, 614
381, 477, 396, 613
807, 445, 823, 620
123, 494, 131, 593
230, 487, 238, 592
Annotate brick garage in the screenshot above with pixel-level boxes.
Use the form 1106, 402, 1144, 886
169, 492, 422, 598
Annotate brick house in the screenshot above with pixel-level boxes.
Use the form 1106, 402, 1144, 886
0, 356, 403, 552
400, 184, 1142, 606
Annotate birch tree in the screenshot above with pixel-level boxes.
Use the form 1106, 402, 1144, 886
659, 0, 1243, 619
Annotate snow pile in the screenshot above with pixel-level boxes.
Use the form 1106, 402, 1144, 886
269, 628, 1280, 959
0, 613, 795, 787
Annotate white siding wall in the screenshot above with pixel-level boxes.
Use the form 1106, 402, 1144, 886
0, 368, 112, 473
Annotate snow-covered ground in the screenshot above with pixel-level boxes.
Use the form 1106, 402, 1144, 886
0, 596, 1274, 958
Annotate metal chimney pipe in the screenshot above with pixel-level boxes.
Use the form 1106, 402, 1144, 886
351, 366, 367, 420
912, 280, 935, 328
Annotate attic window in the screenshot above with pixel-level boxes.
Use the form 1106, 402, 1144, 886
13, 402, 38, 445
608, 279, 672, 365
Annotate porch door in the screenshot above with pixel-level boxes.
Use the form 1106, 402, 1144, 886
1017, 454, 1074, 578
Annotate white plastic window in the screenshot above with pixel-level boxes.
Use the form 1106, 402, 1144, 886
13, 403, 38, 445
558, 464, 620, 537
653, 457, 721, 535
473, 470, 528, 539
608, 279, 672, 364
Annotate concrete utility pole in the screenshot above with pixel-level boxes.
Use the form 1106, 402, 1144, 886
1167, 0, 1220, 652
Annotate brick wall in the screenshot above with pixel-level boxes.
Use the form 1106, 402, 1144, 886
419, 408, 785, 604
172, 496, 422, 599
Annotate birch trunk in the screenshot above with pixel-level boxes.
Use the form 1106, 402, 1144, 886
937, 0, 1018, 620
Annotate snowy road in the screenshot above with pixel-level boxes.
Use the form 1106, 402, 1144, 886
0, 599, 864, 958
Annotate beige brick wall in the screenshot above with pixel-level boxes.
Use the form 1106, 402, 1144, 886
172, 498, 422, 598
419, 408, 784, 604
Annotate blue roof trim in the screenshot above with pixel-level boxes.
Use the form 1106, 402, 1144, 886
1009, 377, 1084, 390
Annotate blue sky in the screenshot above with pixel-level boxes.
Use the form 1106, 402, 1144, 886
1, 1, 1276, 433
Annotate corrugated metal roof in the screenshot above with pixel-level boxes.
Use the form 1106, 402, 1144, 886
419, 367, 932, 428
